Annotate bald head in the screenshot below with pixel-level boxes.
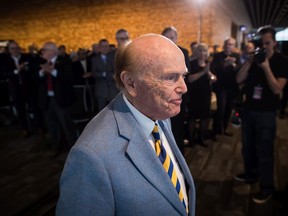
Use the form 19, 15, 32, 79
115, 34, 187, 120
42, 42, 58, 60
115, 34, 185, 89
129, 33, 181, 58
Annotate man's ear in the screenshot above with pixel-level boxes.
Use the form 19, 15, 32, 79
120, 71, 137, 97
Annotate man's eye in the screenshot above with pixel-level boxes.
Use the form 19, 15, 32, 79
166, 75, 176, 80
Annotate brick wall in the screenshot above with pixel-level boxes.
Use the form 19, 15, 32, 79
212, 0, 252, 49
0, 0, 251, 53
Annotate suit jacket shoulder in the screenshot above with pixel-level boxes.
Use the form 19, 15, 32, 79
57, 94, 195, 216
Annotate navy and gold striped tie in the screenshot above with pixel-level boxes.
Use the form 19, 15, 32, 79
152, 123, 188, 213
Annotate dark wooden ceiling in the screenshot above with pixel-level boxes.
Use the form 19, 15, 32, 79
243, 0, 288, 29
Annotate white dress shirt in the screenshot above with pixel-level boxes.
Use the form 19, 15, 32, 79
39, 56, 58, 97
123, 94, 188, 208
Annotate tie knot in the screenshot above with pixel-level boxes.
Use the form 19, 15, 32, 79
152, 123, 160, 141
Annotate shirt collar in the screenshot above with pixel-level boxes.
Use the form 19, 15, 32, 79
12, 55, 20, 61
50, 56, 57, 64
123, 94, 157, 138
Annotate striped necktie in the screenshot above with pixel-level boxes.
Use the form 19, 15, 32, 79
152, 123, 188, 213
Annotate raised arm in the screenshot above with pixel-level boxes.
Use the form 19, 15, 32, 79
259, 58, 287, 95
236, 61, 252, 84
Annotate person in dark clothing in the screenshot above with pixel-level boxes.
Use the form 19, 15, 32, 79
211, 37, 241, 140
58, 44, 70, 60
279, 82, 288, 119
2, 41, 41, 137
108, 28, 130, 62
72, 48, 93, 85
235, 26, 288, 204
187, 43, 217, 147
162, 26, 191, 153
38, 42, 77, 158
91, 39, 118, 111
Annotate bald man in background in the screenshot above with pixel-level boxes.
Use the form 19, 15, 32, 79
38, 42, 76, 158
57, 34, 195, 216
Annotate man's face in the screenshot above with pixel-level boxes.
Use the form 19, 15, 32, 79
131, 44, 187, 120
116, 32, 129, 47
191, 44, 197, 55
78, 50, 87, 61
163, 30, 178, 44
224, 39, 235, 54
99, 41, 109, 55
59, 47, 66, 56
8, 42, 21, 57
197, 47, 208, 60
261, 32, 276, 57
41, 44, 57, 60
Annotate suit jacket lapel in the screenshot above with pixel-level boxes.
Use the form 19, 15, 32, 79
112, 94, 187, 216
159, 120, 194, 189
159, 120, 195, 215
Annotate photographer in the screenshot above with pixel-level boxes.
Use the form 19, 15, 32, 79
235, 26, 288, 204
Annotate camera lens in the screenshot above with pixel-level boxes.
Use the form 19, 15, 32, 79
254, 48, 266, 64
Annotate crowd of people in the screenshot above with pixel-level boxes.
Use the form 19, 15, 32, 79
1, 26, 288, 209
0, 29, 130, 158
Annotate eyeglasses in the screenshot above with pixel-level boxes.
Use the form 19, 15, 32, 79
42, 48, 53, 52
9, 47, 20, 50
100, 44, 109, 47
116, 37, 129, 41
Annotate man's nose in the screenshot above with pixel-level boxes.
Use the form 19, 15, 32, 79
177, 76, 187, 94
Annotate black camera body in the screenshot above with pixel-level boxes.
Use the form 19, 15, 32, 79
253, 47, 267, 64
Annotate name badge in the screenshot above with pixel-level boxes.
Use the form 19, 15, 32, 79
253, 86, 263, 100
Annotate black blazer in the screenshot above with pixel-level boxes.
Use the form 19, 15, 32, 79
211, 51, 241, 91
38, 56, 75, 109
72, 60, 93, 85
1, 53, 37, 97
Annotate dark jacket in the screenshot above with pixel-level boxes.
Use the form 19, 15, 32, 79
38, 56, 75, 109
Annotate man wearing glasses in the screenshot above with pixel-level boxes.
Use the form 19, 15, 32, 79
115, 28, 130, 48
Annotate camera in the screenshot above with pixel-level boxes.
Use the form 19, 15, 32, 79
253, 47, 266, 64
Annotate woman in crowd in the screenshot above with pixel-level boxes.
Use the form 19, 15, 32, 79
187, 43, 216, 147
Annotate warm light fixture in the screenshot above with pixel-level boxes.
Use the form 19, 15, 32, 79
196, 0, 204, 43
239, 25, 247, 32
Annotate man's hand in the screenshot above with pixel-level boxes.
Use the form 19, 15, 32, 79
17, 62, 28, 72
258, 57, 270, 71
41, 62, 54, 74
224, 56, 236, 67
258, 57, 287, 95
83, 72, 92, 78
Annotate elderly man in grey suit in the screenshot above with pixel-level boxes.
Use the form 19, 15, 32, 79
56, 34, 196, 216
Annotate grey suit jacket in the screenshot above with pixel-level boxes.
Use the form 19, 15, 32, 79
56, 93, 196, 216
91, 54, 118, 100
